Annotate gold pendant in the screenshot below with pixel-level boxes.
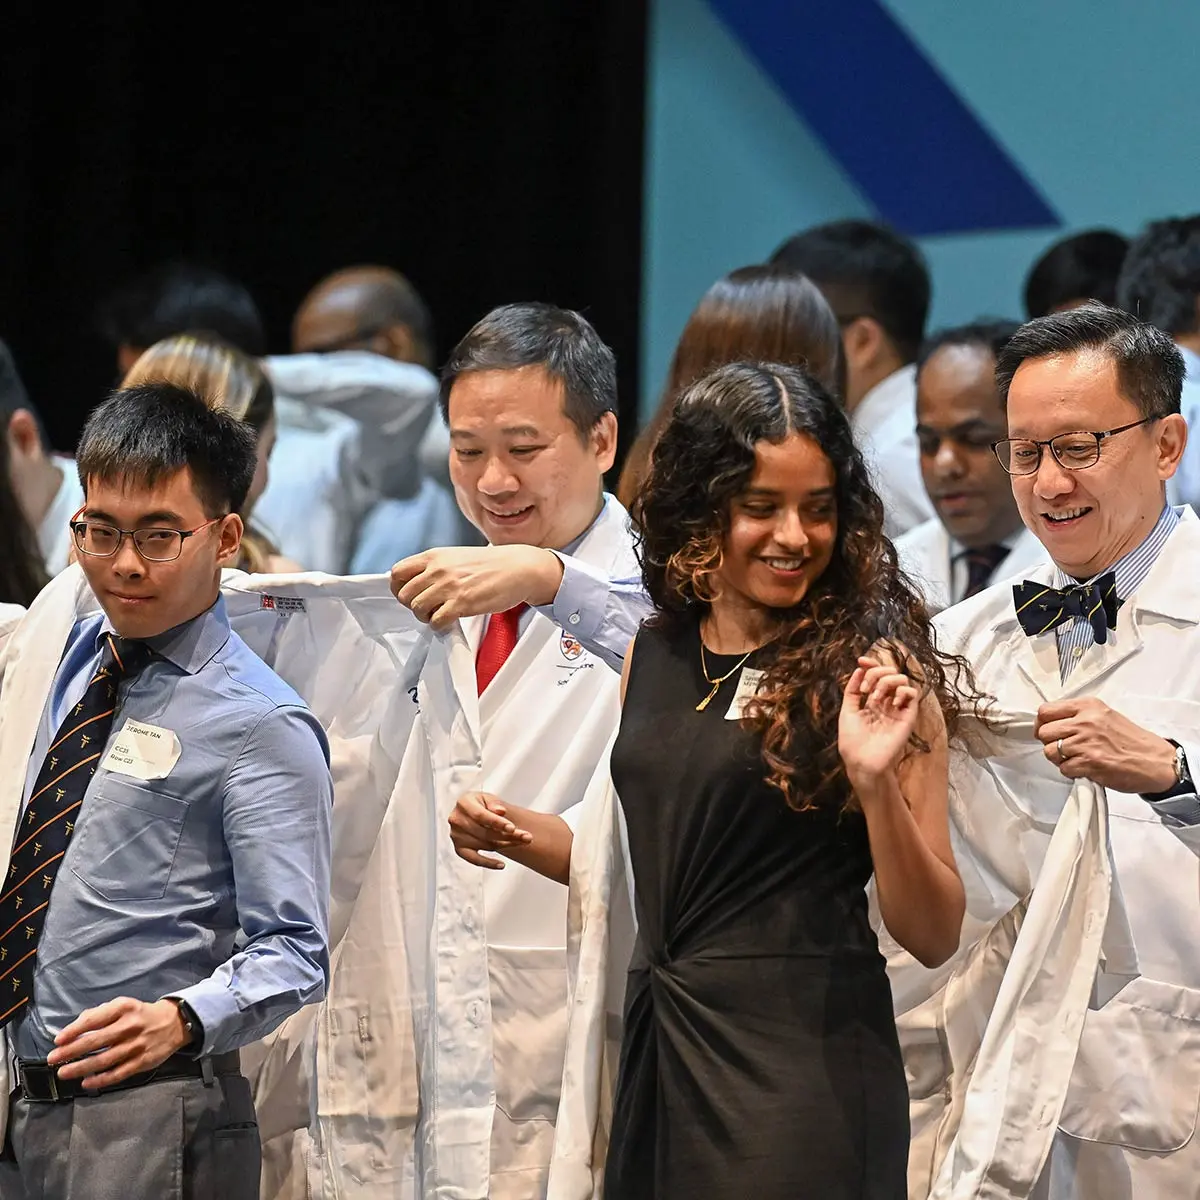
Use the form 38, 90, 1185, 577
695, 681, 721, 712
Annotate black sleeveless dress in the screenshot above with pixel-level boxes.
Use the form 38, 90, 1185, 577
604, 620, 908, 1199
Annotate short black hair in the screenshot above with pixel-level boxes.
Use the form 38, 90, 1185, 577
917, 319, 1021, 374
76, 381, 258, 515
1116, 215, 1200, 336
995, 303, 1184, 419
769, 219, 930, 362
1024, 230, 1129, 319
98, 263, 266, 356
439, 302, 617, 437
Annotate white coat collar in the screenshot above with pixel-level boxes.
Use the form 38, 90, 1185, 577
942, 506, 1200, 702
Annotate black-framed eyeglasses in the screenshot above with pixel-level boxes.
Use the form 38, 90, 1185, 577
991, 417, 1156, 476
69, 507, 223, 562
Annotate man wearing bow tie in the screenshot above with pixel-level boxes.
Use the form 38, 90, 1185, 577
892, 303, 1200, 1200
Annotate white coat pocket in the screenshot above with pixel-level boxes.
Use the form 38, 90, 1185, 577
1058, 978, 1200, 1152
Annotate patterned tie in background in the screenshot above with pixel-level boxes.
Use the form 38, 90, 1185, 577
0, 634, 152, 1026
475, 604, 526, 695
961, 544, 1010, 599
1012, 571, 1120, 645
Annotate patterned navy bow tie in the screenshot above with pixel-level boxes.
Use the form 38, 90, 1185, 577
1012, 571, 1120, 644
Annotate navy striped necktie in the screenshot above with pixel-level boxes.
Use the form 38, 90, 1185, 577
0, 634, 152, 1026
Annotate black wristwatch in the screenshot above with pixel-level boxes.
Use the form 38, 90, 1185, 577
1144, 740, 1192, 801
172, 998, 204, 1053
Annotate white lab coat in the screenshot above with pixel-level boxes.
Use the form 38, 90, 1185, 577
266, 351, 477, 563
302, 496, 636, 1200
253, 396, 377, 574
551, 511, 1200, 1200
0, 566, 429, 1154
895, 519, 1048, 613
36, 456, 84, 577
893, 507, 1200, 1199
852, 364, 935, 539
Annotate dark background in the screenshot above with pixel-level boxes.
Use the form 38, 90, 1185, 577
0, 4, 647, 463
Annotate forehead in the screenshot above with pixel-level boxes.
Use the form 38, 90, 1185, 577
294, 287, 363, 342
917, 344, 1002, 423
447, 366, 568, 431
1006, 348, 1138, 435
83, 467, 203, 518
747, 432, 835, 490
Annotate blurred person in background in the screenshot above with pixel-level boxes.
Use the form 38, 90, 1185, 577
617, 264, 844, 507
771, 219, 935, 537
896, 320, 1046, 612
277, 264, 471, 570
99, 263, 373, 573
0, 387, 46, 612
121, 334, 300, 573
1023, 229, 1130, 319
1, 340, 80, 576
1117, 215, 1200, 511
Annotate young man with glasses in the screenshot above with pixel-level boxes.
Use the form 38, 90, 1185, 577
0, 381, 333, 1200
888, 305, 1200, 1198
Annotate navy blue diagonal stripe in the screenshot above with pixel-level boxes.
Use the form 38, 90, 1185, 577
707, 0, 1060, 237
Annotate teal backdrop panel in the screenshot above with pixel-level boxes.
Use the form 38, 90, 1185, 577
643, 0, 1200, 416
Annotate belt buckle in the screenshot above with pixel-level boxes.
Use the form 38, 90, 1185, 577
17, 1061, 58, 1103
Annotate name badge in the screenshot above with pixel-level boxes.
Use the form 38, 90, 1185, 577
101, 719, 182, 781
724, 667, 765, 720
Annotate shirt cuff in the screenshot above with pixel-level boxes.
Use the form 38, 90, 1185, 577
1142, 740, 1200, 825
165, 978, 241, 1058
542, 552, 608, 645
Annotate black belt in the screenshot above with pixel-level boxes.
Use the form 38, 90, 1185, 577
16, 1050, 240, 1103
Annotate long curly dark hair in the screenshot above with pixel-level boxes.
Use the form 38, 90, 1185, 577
633, 360, 985, 813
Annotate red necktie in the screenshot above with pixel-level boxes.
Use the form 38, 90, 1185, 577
476, 604, 526, 695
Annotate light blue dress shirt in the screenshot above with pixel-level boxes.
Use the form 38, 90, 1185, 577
536, 495, 652, 673
11, 597, 333, 1060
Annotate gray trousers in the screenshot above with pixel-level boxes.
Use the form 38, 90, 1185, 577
0, 1072, 261, 1200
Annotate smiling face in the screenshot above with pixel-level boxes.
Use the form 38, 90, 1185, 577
916, 343, 1023, 547
75, 467, 242, 639
712, 432, 839, 619
1006, 348, 1186, 578
447, 365, 617, 549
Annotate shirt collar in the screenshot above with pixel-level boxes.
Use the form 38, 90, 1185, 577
950, 526, 1024, 561
1051, 504, 1180, 600
95, 595, 231, 675
851, 363, 917, 431
557, 492, 611, 556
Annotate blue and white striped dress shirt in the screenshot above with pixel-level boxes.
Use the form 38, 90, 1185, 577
1053, 504, 1180, 681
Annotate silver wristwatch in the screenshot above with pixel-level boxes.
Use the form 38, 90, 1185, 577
1168, 740, 1192, 788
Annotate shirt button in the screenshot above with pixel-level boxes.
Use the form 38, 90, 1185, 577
468, 1000, 484, 1027
1072, 647, 1083, 659
567, 613, 581, 626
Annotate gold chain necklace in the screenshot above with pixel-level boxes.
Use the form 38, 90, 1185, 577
696, 636, 754, 712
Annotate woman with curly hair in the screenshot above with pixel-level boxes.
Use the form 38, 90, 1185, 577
450, 360, 967, 1197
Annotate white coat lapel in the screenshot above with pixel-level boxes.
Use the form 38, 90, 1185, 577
0, 567, 93, 844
